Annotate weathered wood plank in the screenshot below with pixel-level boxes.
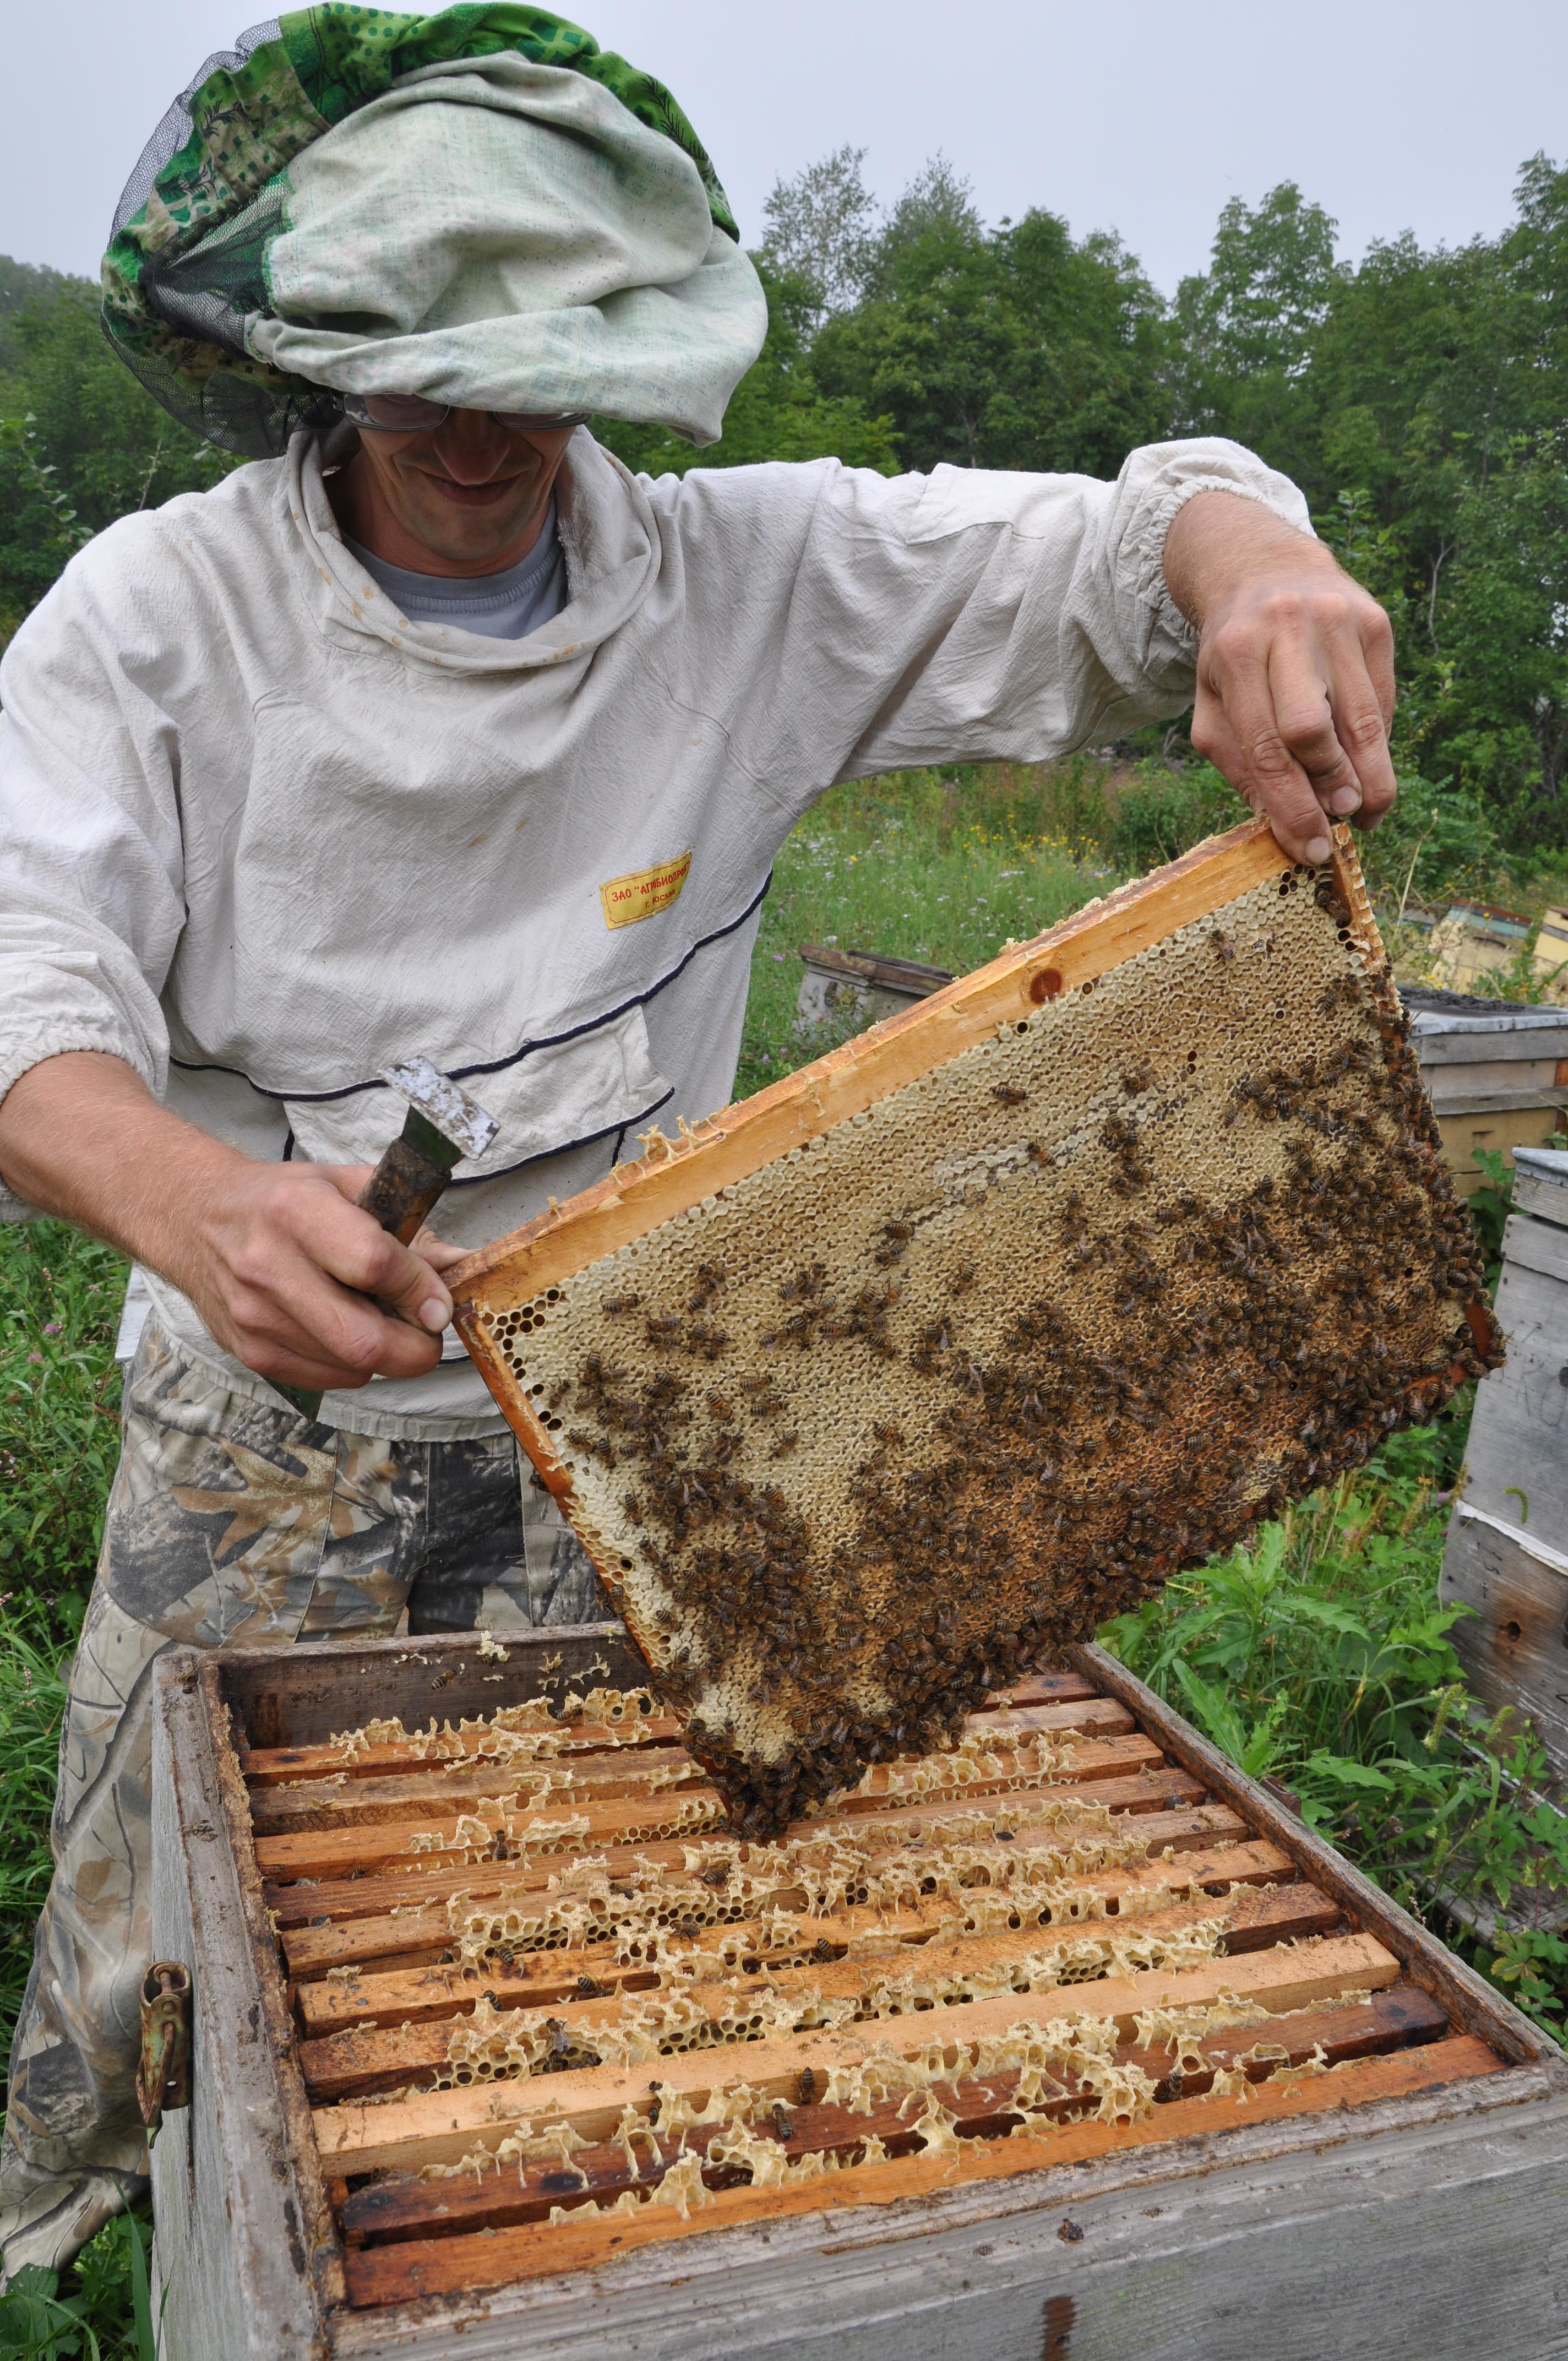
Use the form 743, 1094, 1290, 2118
1513, 1147, 1568, 1228
313, 1933, 1399, 2175
990, 1671, 1101, 1707
293, 1841, 1308, 2033
297, 1884, 1343, 2102
147, 1655, 338, 2361
1458, 1256, 1568, 1542
1072, 1642, 1558, 2062
323, 2073, 1568, 2361
1439, 1510, 1568, 1777
1423, 1058, 1566, 1102
336, 1985, 1450, 2250
1413, 1033, 1568, 1073
1501, 1207, 1568, 1287
338, 2034, 1499, 2306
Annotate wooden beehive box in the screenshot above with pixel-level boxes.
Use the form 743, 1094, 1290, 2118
1403, 988, 1568, 1200
148, 1623, 1568, 2361
1440, 1145, 1568, 1774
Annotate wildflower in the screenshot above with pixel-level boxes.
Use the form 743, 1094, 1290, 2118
43, 1321, 61, 1336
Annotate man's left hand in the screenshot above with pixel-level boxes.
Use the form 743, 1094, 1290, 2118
1161, 489, 1396, 867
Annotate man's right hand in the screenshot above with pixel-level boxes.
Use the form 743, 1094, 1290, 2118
0, 1050, 459, 1394
189, 1157, 462, 1390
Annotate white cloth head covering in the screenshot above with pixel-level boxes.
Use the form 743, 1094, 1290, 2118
246, 55, 766, 443
104, 15, 767, 455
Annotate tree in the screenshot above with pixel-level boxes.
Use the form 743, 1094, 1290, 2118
1172, 183, 1342, 476
1, 265, 233, 645
1418, 436, 1568, 831
869, 153, 983, 288
813, 195, 1170, 477
760, 146, 880, 328
1299, 159, 1568, 844
0, 257, 66, 373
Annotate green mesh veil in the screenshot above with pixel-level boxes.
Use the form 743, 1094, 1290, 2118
102, 5, 743, 458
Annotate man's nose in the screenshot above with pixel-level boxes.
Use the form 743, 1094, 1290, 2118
431, 409, 514, 481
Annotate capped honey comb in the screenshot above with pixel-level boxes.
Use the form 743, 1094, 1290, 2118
451, 822, 1499, 1836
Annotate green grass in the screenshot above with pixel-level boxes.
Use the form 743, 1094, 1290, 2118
733, 762, 1119, 1096
0, 1221, 146, 2355
1103, 1419, 1568, 2039
0, 1222, 126, 1623
0, 2215, 157, 2360
1, 1223, 125, 2037
2, 760, 1565, 2349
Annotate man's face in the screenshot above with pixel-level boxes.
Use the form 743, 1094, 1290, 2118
338, 408, 578, 575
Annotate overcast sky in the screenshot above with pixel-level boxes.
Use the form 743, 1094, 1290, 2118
6, 0, 1565, 294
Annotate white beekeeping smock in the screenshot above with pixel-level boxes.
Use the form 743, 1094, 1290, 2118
0, 428, 1310, 1437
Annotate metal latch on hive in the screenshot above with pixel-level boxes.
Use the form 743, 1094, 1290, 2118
137, 1960, 192, 2131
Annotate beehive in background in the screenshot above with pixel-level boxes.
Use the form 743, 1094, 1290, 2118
1533, 905, 1568, 1004
1427, 897, 1534, 993
452, 822, 1499, 1834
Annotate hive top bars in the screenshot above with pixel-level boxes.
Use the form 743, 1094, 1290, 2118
450, 820, 1498, 1835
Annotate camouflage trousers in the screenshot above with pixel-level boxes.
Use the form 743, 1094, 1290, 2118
0, 1316, 609, 2281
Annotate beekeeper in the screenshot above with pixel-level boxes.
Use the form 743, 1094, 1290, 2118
0, 7, 1396, 2278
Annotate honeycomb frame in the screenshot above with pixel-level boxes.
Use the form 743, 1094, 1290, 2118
450, 820, 1499, 1834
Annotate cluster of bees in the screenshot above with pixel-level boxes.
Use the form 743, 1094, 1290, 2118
491, 879, 1498, 1837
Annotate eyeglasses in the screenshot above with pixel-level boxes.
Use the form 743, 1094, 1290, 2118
339, 393, 590, 434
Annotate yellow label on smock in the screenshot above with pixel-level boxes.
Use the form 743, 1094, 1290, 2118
599, 849, 693, 930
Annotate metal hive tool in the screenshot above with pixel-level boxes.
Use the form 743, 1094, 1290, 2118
450, 822, 1500, 1835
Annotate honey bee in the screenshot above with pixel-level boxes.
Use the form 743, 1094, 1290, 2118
991, 1085, 1028, 1107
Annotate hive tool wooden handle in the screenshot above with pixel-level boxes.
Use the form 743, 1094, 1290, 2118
357, 1106, 467, 1247
276, 1061, 499, 1425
